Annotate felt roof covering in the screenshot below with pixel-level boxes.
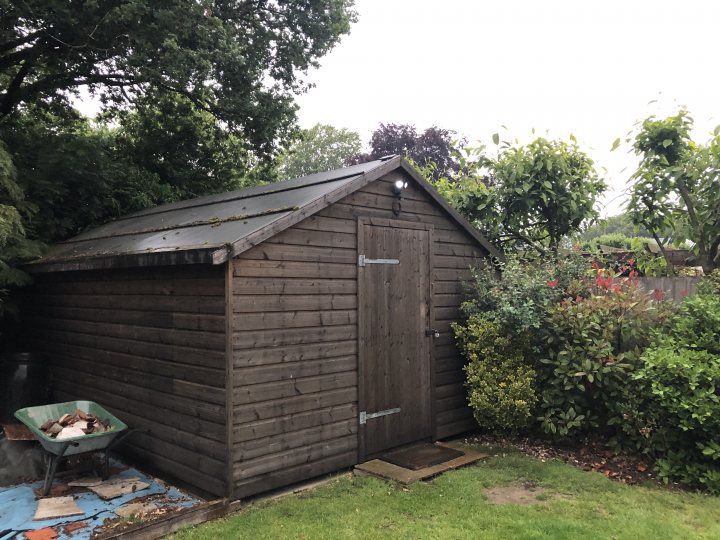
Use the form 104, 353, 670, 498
28, 156, 500, 272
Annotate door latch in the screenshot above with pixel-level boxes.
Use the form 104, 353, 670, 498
426, 328, 440, 338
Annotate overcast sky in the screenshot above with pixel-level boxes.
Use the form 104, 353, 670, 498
294, 0, 720, 215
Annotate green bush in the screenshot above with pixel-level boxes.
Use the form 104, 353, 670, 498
461, 252, 590, 354
580, 233, 668, 277
454, 316, 536, 431
697, 268, 720, 296
456, 253, 589, 433
585, 232, 633, 249
625, 293, 720, 491
663, 293, 720, 355
537, 277, 671, 440
635, 347, 720, 491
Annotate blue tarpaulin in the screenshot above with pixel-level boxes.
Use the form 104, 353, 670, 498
0, 461, 202, 539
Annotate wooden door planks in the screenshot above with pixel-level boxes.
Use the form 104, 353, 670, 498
358, 220, 433, 459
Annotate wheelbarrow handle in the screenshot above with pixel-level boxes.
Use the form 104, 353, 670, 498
59, 440, 81, 454
106, 427, 147, 452
101, 428, 149, 480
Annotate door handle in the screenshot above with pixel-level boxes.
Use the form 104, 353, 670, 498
425, 329, 440, 338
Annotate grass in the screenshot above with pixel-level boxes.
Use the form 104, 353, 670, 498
172, 446, 720, 540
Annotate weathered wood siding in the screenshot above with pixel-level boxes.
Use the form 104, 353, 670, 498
231, 171, 486, 497
24, 266, 228, 497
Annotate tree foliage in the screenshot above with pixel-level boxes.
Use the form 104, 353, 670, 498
2, 99, 264, 246
276, 123, 361, 180
1, 0, 357, 155
111, 90, 264, 199
0, 140, 41, 326
626, 110, 720, 272
433, 138, 606, 254
351, 123, 463, 180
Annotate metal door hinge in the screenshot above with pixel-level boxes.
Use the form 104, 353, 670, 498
425, 328, 440, 338
359, 408, 401, 425
358, 254, 400, 267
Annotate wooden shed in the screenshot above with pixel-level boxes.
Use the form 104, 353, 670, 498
23, 156, 500, 499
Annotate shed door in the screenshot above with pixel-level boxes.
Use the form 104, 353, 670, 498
358, 220, 433, 459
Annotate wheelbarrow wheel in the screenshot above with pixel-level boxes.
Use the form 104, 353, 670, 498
88, 451, 111, 480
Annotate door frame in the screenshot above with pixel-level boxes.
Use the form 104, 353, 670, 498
356, 216, 436, 462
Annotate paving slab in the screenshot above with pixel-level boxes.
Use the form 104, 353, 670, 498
34, 497, 85, 520
354, 442, 489, 484
67, 477, 103, 488
88, 477, 149, 500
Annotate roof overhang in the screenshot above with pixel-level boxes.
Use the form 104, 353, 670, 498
25, 247, 220, 273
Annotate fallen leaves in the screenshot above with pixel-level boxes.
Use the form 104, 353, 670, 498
467, 434, 660, 486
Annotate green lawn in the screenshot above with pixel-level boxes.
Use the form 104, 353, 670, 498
172, 446, 720, 540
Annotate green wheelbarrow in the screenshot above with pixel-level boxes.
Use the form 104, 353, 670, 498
15, 400, 138, 495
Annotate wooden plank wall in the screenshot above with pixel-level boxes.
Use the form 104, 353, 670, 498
231, 170, 487, 497
24, 266, 228, 497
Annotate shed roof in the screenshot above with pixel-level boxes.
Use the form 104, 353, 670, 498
28, 156, 500, 272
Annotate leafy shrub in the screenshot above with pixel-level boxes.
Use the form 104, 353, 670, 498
624, 293, 720, 491
537, 276, 672, 440
663, 294, 720, 355
697, 268, 720, 296
460, 252, 589, 354
580, 233, 668, 277
635, 348, 720, 490
584, 232, 633, 249
454, 316, 536, 431
455, 252, 590, 433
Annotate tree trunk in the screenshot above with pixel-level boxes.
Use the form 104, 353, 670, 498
651, 233, 675, 277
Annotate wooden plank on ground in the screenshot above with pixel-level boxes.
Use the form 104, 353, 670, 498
93, 499, 231, 540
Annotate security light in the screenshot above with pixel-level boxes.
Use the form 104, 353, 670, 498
392, 179, 408, 195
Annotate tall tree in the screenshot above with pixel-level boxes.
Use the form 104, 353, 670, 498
625, 110, 720, 273
112, 90, 259, 199
275, 123, 361, 180
351, 123, 463, 180
433, 138, 606, 255
3, 104, 169, 244
0, 141, 40, 325
1, 0, 356, 155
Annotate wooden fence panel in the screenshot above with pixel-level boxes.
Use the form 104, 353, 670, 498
635, 277, 699, 302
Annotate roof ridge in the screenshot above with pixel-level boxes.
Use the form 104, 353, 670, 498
111, 161, 387, 224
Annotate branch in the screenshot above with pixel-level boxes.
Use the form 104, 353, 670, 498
0, 43, 43, 117
709, 235, 720, 268
505, 226, 548, 256
676, 176, 705, 256
1, 71, 136, 116
0, 29, 44, 53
